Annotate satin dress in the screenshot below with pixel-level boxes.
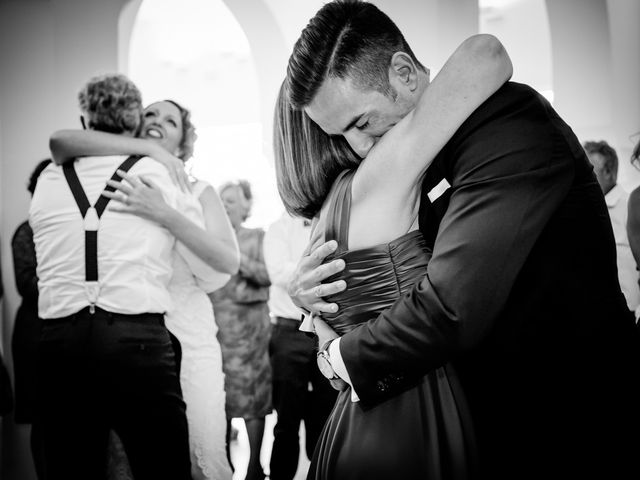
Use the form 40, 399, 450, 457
307, 170, 477, 480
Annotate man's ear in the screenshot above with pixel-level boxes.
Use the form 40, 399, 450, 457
388, 52, 419, 93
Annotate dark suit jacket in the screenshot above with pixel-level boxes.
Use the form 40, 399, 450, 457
339, 82, 640, 478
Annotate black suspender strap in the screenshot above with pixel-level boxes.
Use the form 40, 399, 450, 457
63, 155, 142, 312
93, 155, 141, 217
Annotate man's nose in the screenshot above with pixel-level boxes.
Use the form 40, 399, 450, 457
344, 131, 376, 158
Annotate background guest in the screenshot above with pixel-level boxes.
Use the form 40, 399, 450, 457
584, 140, 640, 314
210, 179, 272, 480
627, 136, 640, 321
263, 211, 337, 480
49, 99, 238, 480
1, 253, 14, 418
11, 159, 51, 479
29, 74, 197, 480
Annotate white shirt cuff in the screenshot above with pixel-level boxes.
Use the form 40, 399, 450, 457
329, 338, 360, 402
299, 312, 315, 333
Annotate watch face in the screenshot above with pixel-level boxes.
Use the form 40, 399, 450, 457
317, 354, 336, 380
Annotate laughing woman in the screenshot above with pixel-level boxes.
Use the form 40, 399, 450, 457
50, 100, 239, 480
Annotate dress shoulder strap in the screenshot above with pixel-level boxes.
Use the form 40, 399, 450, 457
324, 169, 356, 254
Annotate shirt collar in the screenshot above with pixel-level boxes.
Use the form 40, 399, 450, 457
605, 184, 622, 208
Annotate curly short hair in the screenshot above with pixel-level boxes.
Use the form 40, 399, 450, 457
162, 100, 197, 161
78, 74, 142, 135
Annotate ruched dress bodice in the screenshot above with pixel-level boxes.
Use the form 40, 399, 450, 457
313, 170, 432, 336
307, 170, 476, 480
322, 229, 430, 335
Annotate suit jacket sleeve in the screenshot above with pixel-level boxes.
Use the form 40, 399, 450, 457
339, 84, 579, 404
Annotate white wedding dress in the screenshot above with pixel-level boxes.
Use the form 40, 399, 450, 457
166, 181, 233, 480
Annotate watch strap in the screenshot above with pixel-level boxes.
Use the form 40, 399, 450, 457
318, 338, 336, 356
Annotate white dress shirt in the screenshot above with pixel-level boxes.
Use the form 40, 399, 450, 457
30, 155, 216, 319
605, 185, 640, 311
263, 212, 312, 320
263, 212, 358, 398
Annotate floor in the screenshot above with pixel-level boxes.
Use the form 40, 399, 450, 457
0, 412, 310, 480
230, 412, 310, 480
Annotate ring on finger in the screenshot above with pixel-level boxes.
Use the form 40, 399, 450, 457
314, 285, 322, 297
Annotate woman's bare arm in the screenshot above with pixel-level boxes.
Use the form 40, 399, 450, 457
104, 174, 240, 275
351, 34, 512, 243
50, 129, 161, 164
49, 129, 189, 190
195, 184, 240, 274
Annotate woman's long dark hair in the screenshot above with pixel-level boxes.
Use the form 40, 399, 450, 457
273, 82, 360, 219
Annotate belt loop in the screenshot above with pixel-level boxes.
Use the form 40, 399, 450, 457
107, 312, 114, 325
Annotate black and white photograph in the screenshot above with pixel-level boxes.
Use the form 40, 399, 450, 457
1, 1, 639, 479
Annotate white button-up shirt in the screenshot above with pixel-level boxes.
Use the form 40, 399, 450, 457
30, 155, 214, 319
263, 212, 311, 321
605, 184, 640, 311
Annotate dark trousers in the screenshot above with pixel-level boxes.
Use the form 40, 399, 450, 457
34, 307, 192, 480
268, 318, 337, 480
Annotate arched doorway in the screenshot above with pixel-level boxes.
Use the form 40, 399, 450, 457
125, 0, 283, 228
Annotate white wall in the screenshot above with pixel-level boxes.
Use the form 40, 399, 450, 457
0, 1, 130, 477
480, 0, 554, 94
1, 0, 130, 346
607, 0, 640, 191
546, 0, 640, 191
547, 0, 614, 139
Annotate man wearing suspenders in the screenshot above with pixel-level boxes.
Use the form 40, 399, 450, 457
30, 74, 208, 480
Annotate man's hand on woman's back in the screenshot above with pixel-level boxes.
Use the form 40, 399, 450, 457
287, 239, 347, 315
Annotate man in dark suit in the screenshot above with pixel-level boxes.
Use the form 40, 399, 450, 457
285, 1, 640, 478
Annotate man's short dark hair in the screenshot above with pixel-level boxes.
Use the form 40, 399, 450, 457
583, 140, 618, 175
78, 74, 142, 135
286, 0, 424, 109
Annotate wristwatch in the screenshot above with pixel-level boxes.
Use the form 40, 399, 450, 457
317, 339, 340, 380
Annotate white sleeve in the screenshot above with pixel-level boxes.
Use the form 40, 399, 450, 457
174, 190, 230, 292
140, 165, 229, 292
263, 216, 298, 288
299, 312, 315, 333
330, 338, 361, 402
136, 159, 180, 210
